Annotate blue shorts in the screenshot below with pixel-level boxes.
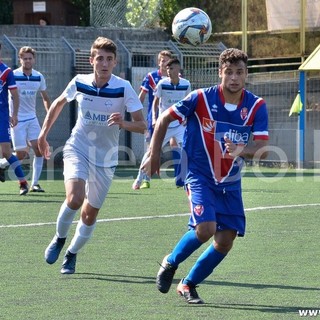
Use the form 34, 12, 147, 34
186, 183, 246, 236
0, 117, 11, 143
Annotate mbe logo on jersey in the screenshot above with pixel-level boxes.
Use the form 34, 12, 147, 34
84, 110, 109, 126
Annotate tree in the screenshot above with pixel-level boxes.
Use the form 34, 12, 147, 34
0, 0, 13, 24
70, 0, 90, 26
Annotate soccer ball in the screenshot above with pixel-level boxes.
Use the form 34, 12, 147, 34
172, 7, 212, 46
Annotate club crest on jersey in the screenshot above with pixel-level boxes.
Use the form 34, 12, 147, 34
240, 107, 248, 120
194, 204, 204, 216
202, 117, 215, 134
105, 99, 112, 108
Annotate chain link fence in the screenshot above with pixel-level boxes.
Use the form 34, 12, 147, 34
90, 0, 162, 28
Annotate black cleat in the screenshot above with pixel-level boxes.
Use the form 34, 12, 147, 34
30, 184, 45, 192
0, 167, 5, 182
156, 254, 177, 293
177, 279, 204, 304
61, 251, 77, 274
19, 181, 29, 195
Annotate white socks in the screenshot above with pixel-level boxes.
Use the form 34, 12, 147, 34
0, 158, 9, 169
56, 200, 78, 238
67, 219, 96, 254
31, 156, 44, 186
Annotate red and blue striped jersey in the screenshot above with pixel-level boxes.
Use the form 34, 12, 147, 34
169, 84, 269, 189
0, 62, 17, 118
140, 69, 163, 124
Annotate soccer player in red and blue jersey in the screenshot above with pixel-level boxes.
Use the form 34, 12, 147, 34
0, 43, 29, 195
143, 48, 269, 304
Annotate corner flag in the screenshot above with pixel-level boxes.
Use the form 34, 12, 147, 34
289, 93, 303, 116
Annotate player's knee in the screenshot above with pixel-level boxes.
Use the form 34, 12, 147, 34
214, 236, 235, 254
196, 222, 215, 243
66, 194, 84, 210
214, 242, 233, 254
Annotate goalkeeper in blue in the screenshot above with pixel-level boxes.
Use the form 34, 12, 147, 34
142, 48, 269, 304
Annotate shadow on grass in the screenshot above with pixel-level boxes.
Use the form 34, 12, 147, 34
68, 273, 319, 293
189, 302, 303, 315
62, 273, 316, 314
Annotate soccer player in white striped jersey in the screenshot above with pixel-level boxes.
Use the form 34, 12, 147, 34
38, 37, 146, 274
152, 58, 191, 187
0, 46, 51, 193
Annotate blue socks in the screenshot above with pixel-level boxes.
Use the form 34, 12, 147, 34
167, 229, 203, 268
183, 244, 226, 286
7, 155, 26, 181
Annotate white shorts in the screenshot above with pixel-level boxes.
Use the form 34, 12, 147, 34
11, 117, 41, 150
63, 148, 115, 209
162, 125, 185, 147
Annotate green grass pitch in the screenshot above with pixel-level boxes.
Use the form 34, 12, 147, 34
0, 167, 319, 320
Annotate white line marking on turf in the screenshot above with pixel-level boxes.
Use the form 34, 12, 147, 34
1, 203, 319, 229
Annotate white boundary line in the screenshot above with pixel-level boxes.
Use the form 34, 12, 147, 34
1, 203, 319, 229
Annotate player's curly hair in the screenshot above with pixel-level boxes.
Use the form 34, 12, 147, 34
219, 48, 248, 69
91, 37, 117, 58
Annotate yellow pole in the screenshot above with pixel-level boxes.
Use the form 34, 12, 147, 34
241, 0, 248, 52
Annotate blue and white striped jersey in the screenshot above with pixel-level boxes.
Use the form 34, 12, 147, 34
63, 73, 143, 167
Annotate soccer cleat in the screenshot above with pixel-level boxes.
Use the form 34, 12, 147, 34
45, 236, 66, 264
140, 180, 150, 189
0, 168, 5, 182
30, 184, 45, 192
61, 251, 77, 274
177, 279, 204, 304
132, 179, 141, 190
156, 254, 177, 293
19, 181, 29, 195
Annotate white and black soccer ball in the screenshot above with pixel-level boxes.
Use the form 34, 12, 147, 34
172, 7, 212, 46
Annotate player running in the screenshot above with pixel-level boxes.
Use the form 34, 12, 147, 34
142, 48, 269, 304
39, 37, 146, 274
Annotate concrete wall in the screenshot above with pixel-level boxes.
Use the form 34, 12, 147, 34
0, 25, 170, 42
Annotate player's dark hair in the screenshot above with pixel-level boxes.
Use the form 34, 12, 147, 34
219, 48, 248, 69
166, 58, 180, 67
91, 37, 117, 58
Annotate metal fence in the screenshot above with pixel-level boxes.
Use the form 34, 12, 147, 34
1, 35, 319, 167
2, 36, 73, 163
